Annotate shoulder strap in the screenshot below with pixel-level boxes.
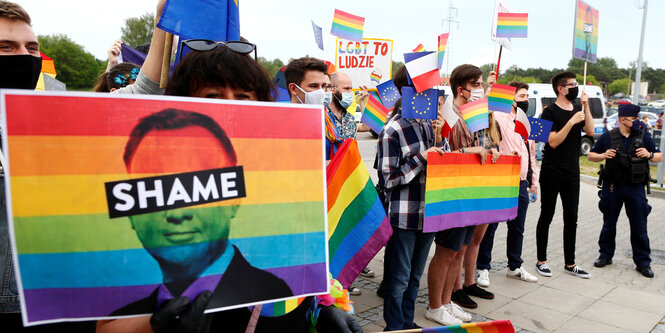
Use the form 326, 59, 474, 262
525, 139, 533, 187
609, 128, 625, 153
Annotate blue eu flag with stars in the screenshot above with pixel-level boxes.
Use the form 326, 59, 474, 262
376, 80, 401, 109
529, 117, 553, 142
401, 86, 437, 120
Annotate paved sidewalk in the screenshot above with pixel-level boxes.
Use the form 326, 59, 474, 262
353, 133, 665, 332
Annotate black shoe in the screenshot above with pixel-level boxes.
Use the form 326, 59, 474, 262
636, 266, 654, 278
463, 283, 495, 300
594, 257, 612, 268
376, 279, 385, 298
452, 289, 478, 309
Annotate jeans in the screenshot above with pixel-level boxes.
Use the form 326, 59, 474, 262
478, 181, 529, 271
536, 171, 580, 265
383, 227, 434, 331
0, 176, 19, 313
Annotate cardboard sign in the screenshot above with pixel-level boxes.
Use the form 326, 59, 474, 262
335, 37, 393, 89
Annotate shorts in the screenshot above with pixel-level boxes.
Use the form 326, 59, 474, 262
434, 226, 476, 252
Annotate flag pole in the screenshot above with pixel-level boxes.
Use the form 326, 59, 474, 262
495, 45, 503, 79
160, 32, 174, 88
583, 61, 588, 89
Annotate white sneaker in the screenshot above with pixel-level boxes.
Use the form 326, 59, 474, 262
445, 303, 472, 322
477, 269, 490, 287
507, 266, 538, 282
425, 305, 463, 326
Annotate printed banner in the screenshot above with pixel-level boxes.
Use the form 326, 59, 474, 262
1, 91, 329, 325
572, 0, 599, 63
424, 153, 520, 232
335, 37, 393, 89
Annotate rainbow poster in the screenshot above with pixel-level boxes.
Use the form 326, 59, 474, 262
331, 9, 365, 42
459, 98, 490, 133
1, 91, 329, 325
496, 13, 528, 38
573, 0, 599, 63
421, 319, 515, 332
424, 153, 520, 232
488, 84, 517, 113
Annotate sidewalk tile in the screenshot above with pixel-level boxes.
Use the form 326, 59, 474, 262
554, 317, 631, 333
486, 271, 541, 299
577, 300, 662, 332
519, 285, 595, 315
487, 300, 571, 332
601, 286, 665, 315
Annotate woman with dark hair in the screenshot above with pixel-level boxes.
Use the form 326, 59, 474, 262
94, 62, 141, 92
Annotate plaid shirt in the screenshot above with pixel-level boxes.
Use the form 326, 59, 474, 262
377, 117, 447, 230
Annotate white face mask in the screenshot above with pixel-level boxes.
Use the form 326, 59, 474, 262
467, 88, 485, 102
323, 91, 332, 107
336, 91, 354, 109
296, 85, 326, 105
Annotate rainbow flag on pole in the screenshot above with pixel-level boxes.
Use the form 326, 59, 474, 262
424, 153, 520, 232
327, 139, 392, 288
412, 43, 427, 52
361, 94, 390, 134
437, 33, 449, 69
488, 84, 517, 113
331, 9, 365, 42
421, 319, 515, 332
459, 98, 489, 133
496, 13, 528, 38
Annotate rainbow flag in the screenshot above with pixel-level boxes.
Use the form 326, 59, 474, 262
361, 94, 390, 134
459, 98, 489, 133
573, 0, 599, 63
331, 9, 365, 42
370, 71, 382, 84
412, 43, 427, 52
424, 153, 520, 232
327, 139, 392, 288
2, 92, 328, 324
256, 297, 307, 317
421, 320, 515, 332
496, 12, 528, 38
488, 84, 517, 113
437, 33, 449, 69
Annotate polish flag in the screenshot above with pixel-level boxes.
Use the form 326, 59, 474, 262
404, 52, 440, 93
441, 95, 459, 138
514, 108, 531, 140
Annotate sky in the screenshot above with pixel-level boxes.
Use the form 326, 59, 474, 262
19, 0, 665, 75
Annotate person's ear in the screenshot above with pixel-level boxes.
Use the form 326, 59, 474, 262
288, 83, 299, 97
110, 87, 117, 92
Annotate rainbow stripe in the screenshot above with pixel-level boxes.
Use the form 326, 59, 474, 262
412, 43, 427, 52
488, 84, 517, 113
437, 33, 449, 69
496, 13, 528, 38
361, 94, 390, 134
370, 71, 382, 84
424, 153, 520, 232
3, 93, 328, 324
327, 139, 391, 288
459, 98, 489, 133
422, 319, 515, 332
257, 297, 307, 317
331, 9, 365, 42
573, 0, 599, 63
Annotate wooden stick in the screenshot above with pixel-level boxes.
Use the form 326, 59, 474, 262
495, 45, 503, 79
159, 32, 174, 88
583, 61, 588, 90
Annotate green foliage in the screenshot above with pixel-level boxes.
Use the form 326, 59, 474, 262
567, 57, 625, 85
496, 75, 541, 85
38, 34, 100, 91
257, 57, 285, 79
608, 78, 630, 96
391, 60, 404, 78
502, 65, 563, 84
576, 73, 599, 86
121, 13, 154, 48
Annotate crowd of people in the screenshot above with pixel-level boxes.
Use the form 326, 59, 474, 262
1, 0, 663, 332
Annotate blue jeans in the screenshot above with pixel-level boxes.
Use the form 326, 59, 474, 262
383, 226, 434, 331
477, 181, 529, 271
0, 176, 19, 313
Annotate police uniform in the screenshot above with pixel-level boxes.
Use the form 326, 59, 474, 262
591, 104, 660, 277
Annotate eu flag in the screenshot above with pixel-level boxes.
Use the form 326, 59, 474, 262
401, 86, 438, 120
312, 20, 324, 50
157, 0, 240, 41
376, 80, 401, 109
528, 117, 553, 142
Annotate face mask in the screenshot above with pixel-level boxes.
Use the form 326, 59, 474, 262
323, 91, 332, 107
564, 86, 579, 101
631, 119, 646, 133
0, 54, 42, 89
516, 101, 529, 113
467, 88, 485, 102
295, 85, 326, 105
335, 91, 354, 109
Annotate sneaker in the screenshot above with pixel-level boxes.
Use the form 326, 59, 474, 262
360, 267, 375, 278
376, 279, 385, 298
445, 303, 472, 322
536, 262, 552, 277
425, 305, 463, 326
477, 269, 490, 287
451, 289, 477, 309
507, 266, 538, 283
462, 283, 494, 300
348, 286, 361, 295
564, 265, 590, 279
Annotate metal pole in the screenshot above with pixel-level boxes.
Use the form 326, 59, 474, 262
658, 129, 664, 187
632, 0, 648, 105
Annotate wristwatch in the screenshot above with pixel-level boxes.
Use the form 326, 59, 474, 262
649, 152, 654, 160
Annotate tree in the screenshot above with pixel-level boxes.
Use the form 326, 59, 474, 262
121, 13, 154, 48
257, 57, 285, 79
576, 73, 599, 86
38, 34, 101, 90
391, 60, 404, 78
608, 78, 630, 96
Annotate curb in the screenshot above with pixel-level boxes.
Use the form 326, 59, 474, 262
580, 174, 665, 199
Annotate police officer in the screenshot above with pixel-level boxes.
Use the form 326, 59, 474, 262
587, 104, 662, 278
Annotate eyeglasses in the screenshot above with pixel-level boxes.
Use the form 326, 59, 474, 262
563, 82, 579, 88
178, 39, 257, 62
324, 84, 336, 92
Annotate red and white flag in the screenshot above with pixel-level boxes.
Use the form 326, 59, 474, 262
441, 95, 458, 138
404, 52, 440, 93
514, 108, 531, 140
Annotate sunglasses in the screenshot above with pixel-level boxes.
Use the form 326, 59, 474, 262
178, 39, 257, 62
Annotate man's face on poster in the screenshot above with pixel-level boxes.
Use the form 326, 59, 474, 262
127, 126, 238, 267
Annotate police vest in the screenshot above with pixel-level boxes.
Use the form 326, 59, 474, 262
604, 128, 649, 185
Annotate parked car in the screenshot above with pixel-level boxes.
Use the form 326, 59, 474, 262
648, 100, 665, 108
616, 99, 632, 105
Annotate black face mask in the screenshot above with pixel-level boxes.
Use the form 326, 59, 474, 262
0, 54, 42, 89
564, 86, 579, 102
516, 100, 529, 113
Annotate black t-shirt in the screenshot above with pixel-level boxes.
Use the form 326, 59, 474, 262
541, 102, 584, 175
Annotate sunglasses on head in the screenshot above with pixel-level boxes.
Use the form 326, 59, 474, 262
178, 39, 257, 62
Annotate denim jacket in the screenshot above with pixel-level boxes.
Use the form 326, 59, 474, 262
0, 176, 19, 313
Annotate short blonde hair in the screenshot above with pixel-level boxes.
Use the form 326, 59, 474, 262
0, 1, 31, 25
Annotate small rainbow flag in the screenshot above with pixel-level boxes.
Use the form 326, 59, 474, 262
488, 84, 517, 113
424, 153, 520, 232
412, 43, 427, 52
496, 12, 528, 38
459, 98, 489, 133
370, 71, 382, 84
327, 139, 392, 288
437, 33, 449, 69
361, 94, 390, 134
421, 319, 515, 332
331, 9, 365, 42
